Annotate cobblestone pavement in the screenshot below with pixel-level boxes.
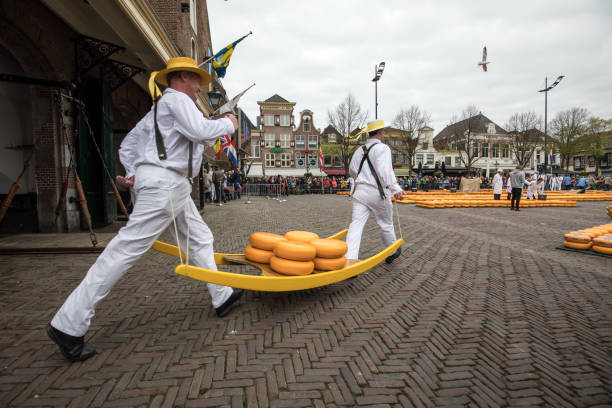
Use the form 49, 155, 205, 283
0, 195, 611, 407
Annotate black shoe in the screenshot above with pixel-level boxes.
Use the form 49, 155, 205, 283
385, 248, 402, 264
515, 208, 520, 211
215, 289, 244, 317
46, 324, 95, 362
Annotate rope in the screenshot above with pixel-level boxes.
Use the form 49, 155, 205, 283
166, 170, 184, 266
393, 196, 403, 239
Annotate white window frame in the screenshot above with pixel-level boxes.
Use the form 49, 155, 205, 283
280, 153, 291, 167
502, 144, 509, 158
426, 154, 435, 165
308, 135, 318, 149
295, 152, 306, 167
303, 123, 311, 132
251, 140, 260, 158
280, 134, 290, 148
265, 153, 275, 167
488, 123, 495, 134
445, 156, 452, 165
190, 38, 196, 60
190, 0, 197, 33
280, 115, 290, 126
473, 144, 479, 158
264, 133, 275, 148
416, 154, 424, 164
482, 143, 489, 158
455, 157, 462, 166
264, 115, 275, 126
327, 134, 336, 143
422, 142, 428, 150
296, 135, 306, 149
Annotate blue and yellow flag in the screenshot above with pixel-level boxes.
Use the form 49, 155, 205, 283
212, 33, 250, 78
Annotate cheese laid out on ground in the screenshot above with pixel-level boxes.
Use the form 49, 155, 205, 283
270, 256, 314, 276
284, 230, 320, 243
563, 241, 592, 250
593, 234, 612, 247
245, 245, 274, 263
592, 245, 612, 255
311, 239, 348, 258
314, 256, 347, 271
273, 240, 316, 261
250, 232, 285, 251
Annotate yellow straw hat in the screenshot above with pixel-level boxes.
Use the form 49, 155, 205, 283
365, 120, 389, 134
154, 57, 211, 86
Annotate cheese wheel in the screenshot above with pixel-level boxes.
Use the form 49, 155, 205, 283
284, 230, 319, 243
244, 245, 274, 263
314, 256, 347, 271
563, 232, 593, 243
269, 256, 314, 276
563, 240, 592, 250
273, 240, 316, 261
250, 232, 285, 251
592, 245, 612, 255
311, 239, 348, 258
592, 235, 612, 248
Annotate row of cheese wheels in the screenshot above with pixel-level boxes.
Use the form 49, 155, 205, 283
563, 222, 612, 254
607, 204, 612, 218
245, 231, 348, 276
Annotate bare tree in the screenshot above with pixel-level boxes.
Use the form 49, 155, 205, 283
581, 117, 612, 174
505, 111, 543, 169
392, 106, 431, 173
444, 105, 480, 173
550, 107, 589, 170
327, 94, 368, 174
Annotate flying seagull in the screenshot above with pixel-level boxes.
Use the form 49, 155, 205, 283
478, 46, 490, 72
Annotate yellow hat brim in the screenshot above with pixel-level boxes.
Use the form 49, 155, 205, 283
155, 66, 211, 87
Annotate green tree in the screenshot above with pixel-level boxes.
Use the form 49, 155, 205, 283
550, 107, 589, 170
580, 117, 612, 174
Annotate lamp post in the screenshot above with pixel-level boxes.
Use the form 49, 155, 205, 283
207, 87, 223, 111
538, 75, 564, 176
371, 61, 385, 119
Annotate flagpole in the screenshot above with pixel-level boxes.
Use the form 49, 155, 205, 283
198, 31, 253, 68
212, 82, 256, 115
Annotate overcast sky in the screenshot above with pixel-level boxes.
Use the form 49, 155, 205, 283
208, 0, 612, 135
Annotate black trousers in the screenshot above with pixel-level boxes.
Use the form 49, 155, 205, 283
494, 194, 500, 200
511, 188, 522, 209
507, 192, 511, 200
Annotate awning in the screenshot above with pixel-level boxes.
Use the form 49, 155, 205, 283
323, 169, 346, 175
246, 165, 325, 177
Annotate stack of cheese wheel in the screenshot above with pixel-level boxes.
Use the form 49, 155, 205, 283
592, 234, 612, 255
311, 238, 348, 271
245, 232, 285, 263
563, 231, 593, 250
269, 231, 319, 276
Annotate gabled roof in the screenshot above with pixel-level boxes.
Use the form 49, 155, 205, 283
434, 113, 506, 141
264, 94, 291, 103
322, 124, 342, 137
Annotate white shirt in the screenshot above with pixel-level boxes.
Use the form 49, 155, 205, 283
349, 139, 402, 196
492, 173, 503, 194
119, 88, 234, 178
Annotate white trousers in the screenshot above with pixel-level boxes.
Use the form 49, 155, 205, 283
346, 184, 396, 260
51, 165, 233, 337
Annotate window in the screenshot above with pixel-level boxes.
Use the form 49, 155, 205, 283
472, 144, 479, 157
502, 144, 509, 158
488, 123, 495, 133
324, 156, 331, 166
190, 0, 197, 32
426, 154, 435, 165
455, 157, 462, 166
391, 139, 397, 146
536, 152, 541, 163
264, 133, 275, 148
416, 154, 423, 164
303, 123, 310, 132
309, 155, 317, 167
295, 135, 305, 149
482, 143, 489, 158
574, 157, 582, 168
308, 135, 318, 149
207, 47, 212, 74
327, 134, 336, 143
280, 153, 291, 167
492, 144, 499, 158
295, 152, 306, 167
392, 151, 398, 163
280, 115, 290, 126
264, 115, 274, 126
280, 134, 290, 148
190, 38, 196, 60
422, 142, 428, 150
402, 153, 408, 164
265, 153, 275, 167
250, 140, 260, 158
445, 156, 451, 165
588, 156, 595, 167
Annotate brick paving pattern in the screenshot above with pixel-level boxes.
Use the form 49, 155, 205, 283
0, 195, 611, 407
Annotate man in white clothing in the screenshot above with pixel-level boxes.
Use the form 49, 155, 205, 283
47, 57, 243, 362
492, 168, 504, 200
346, 120, 404, 264
526, 176, 538, 199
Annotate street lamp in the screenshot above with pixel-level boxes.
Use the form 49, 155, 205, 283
538, 75, 564, 175
372, 61, 385, 119
207, 87, 223, 109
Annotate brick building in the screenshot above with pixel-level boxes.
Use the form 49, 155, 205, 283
0, 0, 227, 233
247, 95, 323, 177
